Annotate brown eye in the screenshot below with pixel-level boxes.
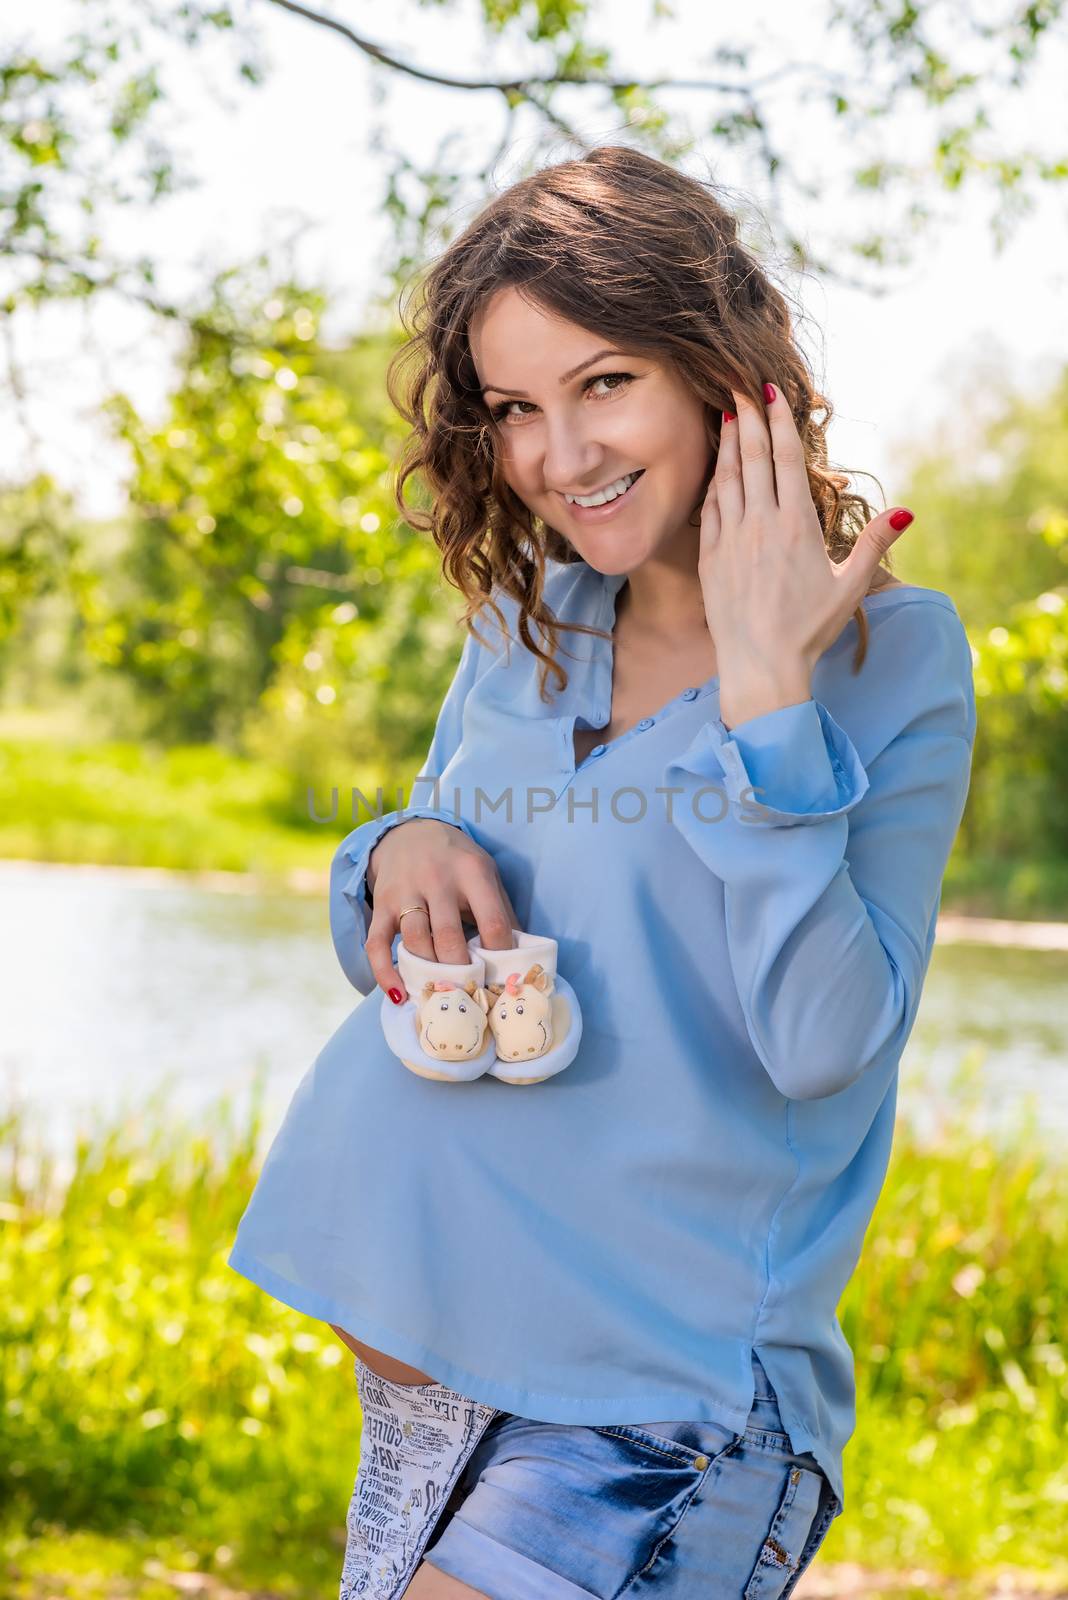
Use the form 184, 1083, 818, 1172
488, 371, 634, 425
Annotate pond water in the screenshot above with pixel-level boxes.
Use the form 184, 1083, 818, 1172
2, 861, 1065, 1186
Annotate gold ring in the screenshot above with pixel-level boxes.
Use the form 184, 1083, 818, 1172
397, 904, 430, 923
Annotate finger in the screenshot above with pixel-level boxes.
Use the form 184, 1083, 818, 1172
397, 903, 435, 961
699, 476, 722, 565
731, 385, 776, 512
714, 398, 745, 528
836, 508, 914, 601
496, 879, 523, 938
463, 865, 517, 952
365, 906, 408, 1001
424, 892, 473, 966
762, 382, 810, 517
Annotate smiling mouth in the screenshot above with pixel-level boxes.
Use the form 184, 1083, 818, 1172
562, 469, 644, 508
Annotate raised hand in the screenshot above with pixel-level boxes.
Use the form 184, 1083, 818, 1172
700, 381, 914, 729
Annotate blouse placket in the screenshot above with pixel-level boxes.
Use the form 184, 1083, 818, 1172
550, 569, 721, 801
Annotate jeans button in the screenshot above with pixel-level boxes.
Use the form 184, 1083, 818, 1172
694, 1454, 710, 1471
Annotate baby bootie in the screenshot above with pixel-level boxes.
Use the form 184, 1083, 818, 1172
380, 936, 498, 1082
466, 930, 584, 1086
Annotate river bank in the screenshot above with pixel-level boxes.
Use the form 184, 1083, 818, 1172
4, 855, 1067, 948
2, 730, 1067, 923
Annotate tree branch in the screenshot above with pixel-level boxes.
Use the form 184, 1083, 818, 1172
262, 0, 850, 100
0, 243, 294, 352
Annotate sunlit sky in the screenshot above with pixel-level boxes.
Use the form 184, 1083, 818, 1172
5, 0, 1066, 522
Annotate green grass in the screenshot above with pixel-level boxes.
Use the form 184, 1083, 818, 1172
827, 1067, 1068, 1575
1, 1062, 1065, 1598
0, 733, 354, 881
2, 731, 1067, 919
0, 1078, 353, 1599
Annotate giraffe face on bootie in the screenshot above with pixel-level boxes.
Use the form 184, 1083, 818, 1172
486, 965, 556, 1062
416, 980, 491, 1061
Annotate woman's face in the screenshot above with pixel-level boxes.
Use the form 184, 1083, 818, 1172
469, 286, 714, 576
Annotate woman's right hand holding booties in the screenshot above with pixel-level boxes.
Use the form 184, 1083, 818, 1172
365, 818, 518, 1000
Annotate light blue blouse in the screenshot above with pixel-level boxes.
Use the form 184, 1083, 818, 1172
228, 558, 977, 1511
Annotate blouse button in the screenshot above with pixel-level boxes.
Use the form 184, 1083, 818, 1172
637, 717, 654, 731
681, 687, 699, 701
590, 744, 607, 758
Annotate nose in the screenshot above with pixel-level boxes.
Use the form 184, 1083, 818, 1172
542, 415, 605, 496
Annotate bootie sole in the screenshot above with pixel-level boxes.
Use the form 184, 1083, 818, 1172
399, 1059, 474, 1082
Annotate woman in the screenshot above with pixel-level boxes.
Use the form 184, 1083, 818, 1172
228, 146, 976, 1598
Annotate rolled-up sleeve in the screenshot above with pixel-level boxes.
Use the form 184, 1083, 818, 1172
329, 629, 484, 994
663, 601, 976, 1100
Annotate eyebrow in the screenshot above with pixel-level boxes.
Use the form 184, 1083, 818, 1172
479, 348, 633, 398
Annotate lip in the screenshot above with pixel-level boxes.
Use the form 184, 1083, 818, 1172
559, 470, 644, 523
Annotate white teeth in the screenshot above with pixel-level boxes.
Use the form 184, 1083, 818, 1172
565, 471, 641, 508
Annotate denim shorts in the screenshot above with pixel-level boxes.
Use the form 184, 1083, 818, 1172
342, 1350, 842, 1599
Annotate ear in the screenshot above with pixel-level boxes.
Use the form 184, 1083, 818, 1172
525, 963, 553, 993
487, 983, 505, 999
470, 986, 491, 1014
420, 980, 437, 1004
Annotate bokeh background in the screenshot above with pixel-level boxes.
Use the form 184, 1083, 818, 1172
1, 2, 1066, 1596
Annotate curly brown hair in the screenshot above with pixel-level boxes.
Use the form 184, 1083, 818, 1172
388, 144, 893, 703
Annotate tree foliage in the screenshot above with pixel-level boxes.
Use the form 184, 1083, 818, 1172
895, 368, 1068, 881
2, 0, 1067, 891
78, 267, 458, 765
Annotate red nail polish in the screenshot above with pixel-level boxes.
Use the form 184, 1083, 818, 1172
388, 987, 405, 1004
722, 410, 735, 424
888, 508, 914, 530
763, 383, 777, 404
